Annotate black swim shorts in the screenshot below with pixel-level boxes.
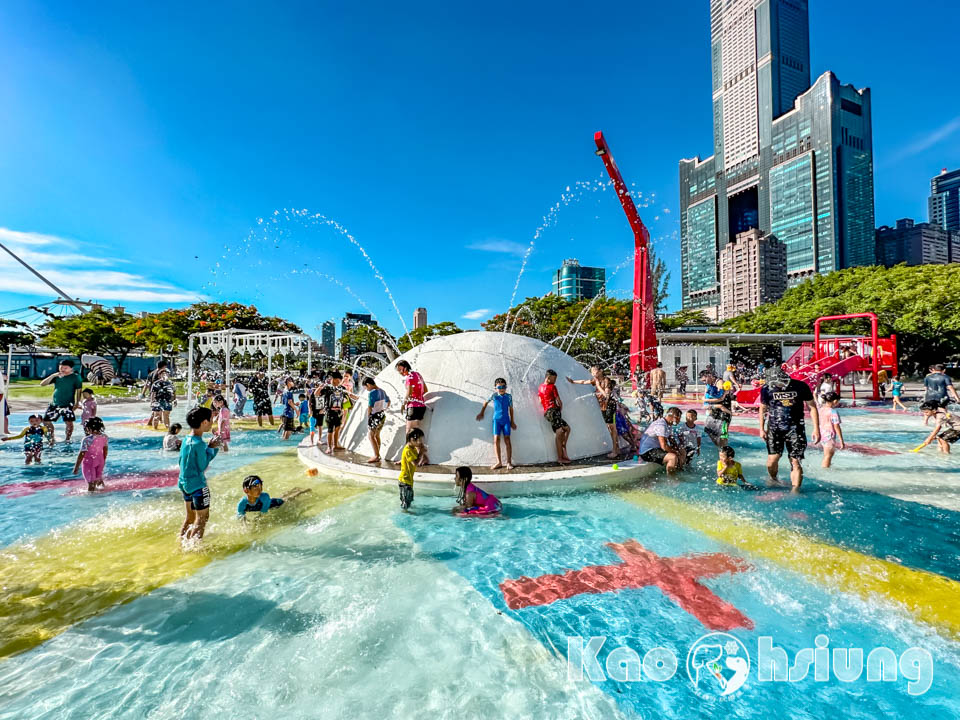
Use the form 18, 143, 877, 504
405, 406, 426, 422
368, 411, 385, 430
640, 448, 668, 465
765, 424, 807, 460
43, 404, 76, 423
325, 410, 343, 431
601, 403, 616, 425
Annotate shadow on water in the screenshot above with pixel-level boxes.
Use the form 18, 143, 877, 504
83, 588, 323, 645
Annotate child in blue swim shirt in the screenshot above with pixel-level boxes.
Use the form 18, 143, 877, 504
237, 475, 311, 522
475, 377, 517, 469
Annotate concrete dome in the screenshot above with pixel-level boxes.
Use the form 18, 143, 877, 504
339, 332, 616, 466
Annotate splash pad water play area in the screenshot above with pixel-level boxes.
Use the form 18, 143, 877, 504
2, 137, 960, 719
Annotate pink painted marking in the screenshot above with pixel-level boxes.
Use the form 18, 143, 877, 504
499, 539, 754, 631
0, 470, 178, 498
727, 425, 897, 456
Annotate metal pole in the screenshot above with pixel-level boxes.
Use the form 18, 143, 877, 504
225, 332, 232, 397
187, 335, 194, 406
0, 239, 88, 312
307, 336, 312, 376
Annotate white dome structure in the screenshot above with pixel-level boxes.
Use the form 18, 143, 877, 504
339, 332, 615, 466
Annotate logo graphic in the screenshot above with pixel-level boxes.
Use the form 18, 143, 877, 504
686, 632, 750, 699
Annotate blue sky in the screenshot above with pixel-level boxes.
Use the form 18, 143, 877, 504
1, 1, 958, 339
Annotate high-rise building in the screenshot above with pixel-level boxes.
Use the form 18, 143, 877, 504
680, 0, 875, 315
876, 218, 959, 267
413, 307, 428, 329
552, 259, 605, 301
340, 312, 379, 361
719, 229, 787, 320
320, 321, 336, 358
929, 168, 960, 232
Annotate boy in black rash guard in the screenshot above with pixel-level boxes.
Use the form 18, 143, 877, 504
758, 367, 820, 492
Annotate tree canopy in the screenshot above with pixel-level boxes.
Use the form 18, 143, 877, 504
0, 318, 35, 351
125, 302, 301, 355
40, 309, 139, 371
721, 264, 960, 372
37, 302, 304, 372
396, 321, 463, 353
483, 294, 633, 368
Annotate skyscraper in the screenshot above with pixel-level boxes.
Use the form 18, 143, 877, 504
320, 321, 336, 358
719, 229, 787, 320
680, 0, 875, 314
340, 312, 378, 361
929, 168, 960, 232
413, 307, 428, 329
552, 259, 605, 301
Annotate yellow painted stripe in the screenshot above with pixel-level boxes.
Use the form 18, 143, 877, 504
620, 489, 960, 639
0, 451, 366, 659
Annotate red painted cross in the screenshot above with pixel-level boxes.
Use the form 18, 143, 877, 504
499, 540, 754, 631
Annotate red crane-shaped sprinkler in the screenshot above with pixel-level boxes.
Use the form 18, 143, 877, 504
594, 131, 658, 383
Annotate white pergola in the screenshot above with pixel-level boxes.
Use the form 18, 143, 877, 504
187, 329, 312, 399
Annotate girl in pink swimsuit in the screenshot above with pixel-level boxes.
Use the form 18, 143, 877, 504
453, 466, 502, 516
213, 394, 231, 452
73, 417, 108, 491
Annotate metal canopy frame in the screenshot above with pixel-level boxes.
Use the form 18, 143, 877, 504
186, 329, 312, 400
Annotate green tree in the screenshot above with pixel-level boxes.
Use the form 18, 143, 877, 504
649, 245, 670, 314
722, 264, 960, 373
125, 302, 302, 355
396, 321, 462, 353
40, 309, 141, 371
0, 318, 35, 351
657, 309, 712, 332
482, 294, 573, 341
339, 325, 395, 369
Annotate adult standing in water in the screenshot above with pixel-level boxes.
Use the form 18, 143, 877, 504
40, 358, 84, 447
248, 370, 274, 428
396, 360, 430, 465
759, 366, 820, 492
923, 364, 959, 409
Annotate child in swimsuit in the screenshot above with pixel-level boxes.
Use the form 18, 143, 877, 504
237, 475, 311, 523
74, 417, 108, 491
398, 428, 424, 510
452, 466, 502, 515
80, 388, 98, 434
716, 446, 753, 488
163, 423, 183, 452
2, 414, 47, 464
212, 394, 231, 452
891, 374, 907, 411
818, 392, 844, 468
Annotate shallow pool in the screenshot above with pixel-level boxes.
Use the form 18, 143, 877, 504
0, 402, 958, 719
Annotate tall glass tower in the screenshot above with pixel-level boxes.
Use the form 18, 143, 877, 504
929, 168, 960, 232
679, 0, 875, 316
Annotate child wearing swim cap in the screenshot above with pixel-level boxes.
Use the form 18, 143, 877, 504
237, 475, 311, 523
452, 467, 501, 515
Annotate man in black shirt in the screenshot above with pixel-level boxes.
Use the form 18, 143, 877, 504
759, 367, 820, 492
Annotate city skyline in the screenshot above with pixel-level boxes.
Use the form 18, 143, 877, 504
0, 2, 958, 339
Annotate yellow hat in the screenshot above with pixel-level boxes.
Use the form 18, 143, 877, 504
722, 381, 733, 390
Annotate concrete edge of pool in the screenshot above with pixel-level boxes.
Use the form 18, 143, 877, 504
297, 437, 662, 495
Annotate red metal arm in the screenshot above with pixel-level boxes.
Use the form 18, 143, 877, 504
594, 131, 657, 382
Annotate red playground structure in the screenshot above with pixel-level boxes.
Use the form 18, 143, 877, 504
738, 313, 898, 404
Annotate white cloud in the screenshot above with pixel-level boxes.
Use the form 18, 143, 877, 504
885, 115, 960, 166
467, 239, 527, 256
0, 226, 200, 305
462, 308, 491, 320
